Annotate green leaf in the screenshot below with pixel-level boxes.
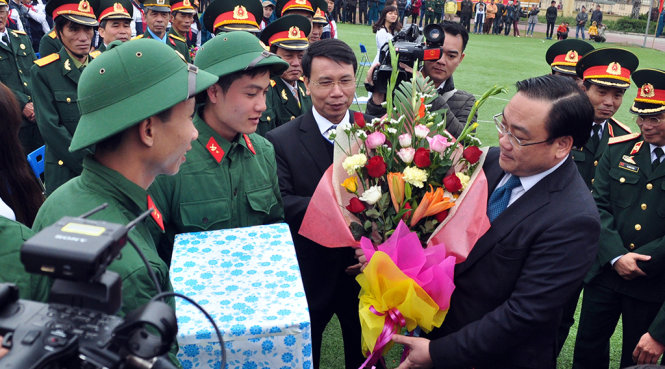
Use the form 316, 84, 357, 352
363, 220, 373, 230
350, 222, 365, 241
365, 208, 381, 219
405, 182, 412, 200
378, 192, 391, 211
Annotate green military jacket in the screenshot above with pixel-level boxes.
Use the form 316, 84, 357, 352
32, 156, 180, 365
570, 117, 632, 189
0, 29, 36, 109
434, 0, 445, 14
588, 134, 665, 342
0, 216, 50, 301
133, 28, 190, 62
257, 76, 312, 136
38, 29, 62, 57
149, 110, 284, 265
31, 47, 93, 195
424, 0, 436, 15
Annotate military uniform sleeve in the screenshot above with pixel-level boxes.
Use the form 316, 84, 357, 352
263, 141, 285, 224
30, 63, 86, 174
592, 147, 630, 266
147, 176, 177, 264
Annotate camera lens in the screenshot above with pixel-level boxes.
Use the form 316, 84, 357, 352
424, 24, 445, 45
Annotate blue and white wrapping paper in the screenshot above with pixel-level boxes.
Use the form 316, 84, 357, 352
170, 223, 313, 369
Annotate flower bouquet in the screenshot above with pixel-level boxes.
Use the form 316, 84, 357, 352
298, 41, 506, 367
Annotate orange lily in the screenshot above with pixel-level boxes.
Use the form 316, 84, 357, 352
410, 186, 455, 227
387, 172, 405, 212
418, 97, 426, 119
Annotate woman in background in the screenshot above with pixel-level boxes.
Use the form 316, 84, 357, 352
372, 5, 402, 65
0, 83, 44, 227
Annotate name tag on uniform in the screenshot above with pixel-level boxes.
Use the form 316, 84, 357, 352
618, 161, 639, 173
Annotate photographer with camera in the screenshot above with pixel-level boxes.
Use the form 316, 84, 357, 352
365, 21, 475, 138
31, 38, 217, 366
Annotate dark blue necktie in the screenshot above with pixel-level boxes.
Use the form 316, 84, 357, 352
653, 147, 664, 170
487, 175, 521, 222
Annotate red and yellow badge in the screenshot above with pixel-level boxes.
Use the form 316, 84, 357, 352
234, 5, 248, 19
113, 2, 124, 12
295, 0, 307, 4
147, 195, 165, 231
183, 0, 190, 6
243, 134, 256, 155
288, 26, 301, 39
564, 50, 578, 63
606, 62, 622, 76
206, 137, 225, 163
630, 140, 644, 155
640, 83, 655, 98
78, 0, 90, 12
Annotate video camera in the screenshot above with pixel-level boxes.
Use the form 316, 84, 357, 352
367, 23, 446, 94
0, 205, 179, 369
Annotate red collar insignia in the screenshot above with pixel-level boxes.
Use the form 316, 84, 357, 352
243, 134, 256, 155
147, 195, 164, 231
630, 141, 644, 155
607, 124, 614, 137
206, 136, 225, 163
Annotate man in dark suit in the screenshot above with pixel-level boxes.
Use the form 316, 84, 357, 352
266, 39, 369, 369
391, 75, 600, 369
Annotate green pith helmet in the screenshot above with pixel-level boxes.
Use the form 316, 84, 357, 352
631, 69, 665, 116
71, 39, 218, 151
46, 0, 99, 26
91, 0, 133, 22
545, 39, 594, 76
195, 31, 288, 78
575, 48, 639, 90
259, 14, 310, 51
203, 0, 263, 34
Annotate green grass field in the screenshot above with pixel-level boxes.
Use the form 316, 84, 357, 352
317, 24, 665, 369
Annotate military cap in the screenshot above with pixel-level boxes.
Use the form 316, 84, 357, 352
195, 31, 288, 79
576, 48, 639, 89
545, 39, 594, 76
312, 0, 328, 24
91, 0, 133, 22
203, 0, 263, 34
71, 39, 218, 151
46, 0, 99, 26
260, 14, 310, 50
276, 0, 314, 17
630, 69, 665, 115
141, 0, 170, 13
171, 0, 196, 14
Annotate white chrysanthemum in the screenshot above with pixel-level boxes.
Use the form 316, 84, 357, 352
342, 154, 368, 175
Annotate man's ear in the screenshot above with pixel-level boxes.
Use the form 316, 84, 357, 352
206, 84, 221, 104
555, 135, 573, 159
138, 118, 155, 147
303, 76, 311, 96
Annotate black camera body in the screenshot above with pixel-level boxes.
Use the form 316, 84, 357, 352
0, 207, 178, 369
369, 23, 446, 94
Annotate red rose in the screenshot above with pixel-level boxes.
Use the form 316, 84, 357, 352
365, 156, 387, 178
402, 202, 413, 221
463, 146, 482, 164
413, 148, 431, 168
346, 197, 366, 213
443, 174, 462, 193
354, 112, 366, 128
435, 209, 449, 223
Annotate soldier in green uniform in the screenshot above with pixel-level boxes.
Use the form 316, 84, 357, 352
0, 0, 42, 154
32, 39, 217, 365
555, 46, 638, 354
310, 0, 327, 43
133, 0, 189, 61
573, 68, 665, 368
202, 0, 263, 35
92, 0, 133, 51
168, 0, 196, 48
434, 0, 444, 23
545, 38, 594, 88
149, 31, 288, 265
30, 0, 99, 195
423, 0, 435, 25
571, 48, 638, 189
257, 14, 311, 136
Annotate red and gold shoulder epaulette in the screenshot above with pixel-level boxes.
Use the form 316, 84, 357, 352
611, 118, 633, 134
11, 30, 27, 36
270, 79, 276, 87
608, 132, 641, 145
89, 50, 101, 59
243, 134, 256, 155
131, 34, 144, 40
206, 136, 225, 163
34, 53, 60, 67
48, 29, 56, 39
169, 33, 186, 43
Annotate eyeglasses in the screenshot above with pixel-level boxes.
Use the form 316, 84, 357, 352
636, 115, 663, 126
311, 78, 356, 90
493, 113, 552, 147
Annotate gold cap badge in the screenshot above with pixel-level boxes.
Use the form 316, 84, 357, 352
233, 5, 248, 19
607, 62, 622, 76
288, 26, 300, 39
640, 83, 655, 98
564, 50, 578, 63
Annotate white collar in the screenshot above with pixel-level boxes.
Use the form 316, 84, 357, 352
312, 106, 349, 135
499, 156, 567, 193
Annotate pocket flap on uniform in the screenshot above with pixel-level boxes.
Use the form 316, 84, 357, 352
180, 198, 231, 231
53, 90, 77, 103
246, 186, 277, 215
609, 167, 640, 184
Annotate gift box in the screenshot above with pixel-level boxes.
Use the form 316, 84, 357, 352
170, 223, 313, 369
